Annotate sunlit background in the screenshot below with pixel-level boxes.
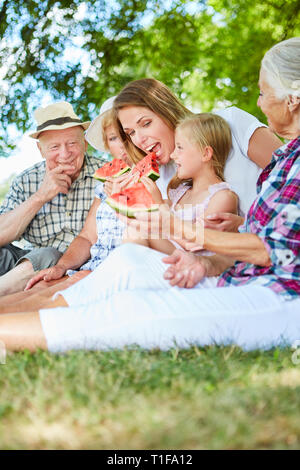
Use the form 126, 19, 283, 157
0, 0, 299, 184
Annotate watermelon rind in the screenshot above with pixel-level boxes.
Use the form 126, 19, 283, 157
131, 167, 159, 182
93, 158, 131, 182
106, 198, 159, 218
145, 169, 160, 182
93, 166, 130, 182
132, 152, 160, 182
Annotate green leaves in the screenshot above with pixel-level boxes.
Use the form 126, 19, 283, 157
0, 0, 299, 156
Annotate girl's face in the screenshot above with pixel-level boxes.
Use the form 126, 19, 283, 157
170, 128, 206, 179
118, 106, 175, 166
105, 124, 131, 166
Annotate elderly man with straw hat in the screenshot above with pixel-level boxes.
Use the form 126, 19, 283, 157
0, 101, 105, 294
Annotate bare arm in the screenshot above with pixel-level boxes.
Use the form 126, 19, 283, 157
168, 190, 238, 252
204, 213, 244, 232
205, 230, 270, 266
201, 128, 281, 233
201, 129, 281, 233
176, 221, 271, 267
0, 163, 74, 247
204, 190, 238, 218
25, 198, 100, 289
200, 191, 241, 232
0, 192, 49, 246
56, 198, 100, 271
248, 127, 282, 169
131, 206, 271, 267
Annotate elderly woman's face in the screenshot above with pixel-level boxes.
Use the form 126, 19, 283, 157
257, 69, 295, 139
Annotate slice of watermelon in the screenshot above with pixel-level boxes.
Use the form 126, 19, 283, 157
106, 182, 159, 218
132, 152, 160, 181
93, 158, 131, 182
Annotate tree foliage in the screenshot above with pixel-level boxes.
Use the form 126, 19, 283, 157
0, 0, 299, 156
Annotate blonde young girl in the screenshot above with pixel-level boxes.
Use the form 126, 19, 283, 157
123, 113, 238, 254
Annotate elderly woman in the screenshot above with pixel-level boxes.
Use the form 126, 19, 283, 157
0, 37, 299, 352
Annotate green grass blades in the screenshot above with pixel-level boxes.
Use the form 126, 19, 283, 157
0, 346, 300, 449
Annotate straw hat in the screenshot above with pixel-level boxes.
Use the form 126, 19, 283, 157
29, 101, 91, 139
85, 96, 116, 151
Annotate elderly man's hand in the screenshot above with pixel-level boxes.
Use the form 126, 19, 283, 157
162, 249, 210, 288
37, 163, 74, 202
25, 265, 67, 290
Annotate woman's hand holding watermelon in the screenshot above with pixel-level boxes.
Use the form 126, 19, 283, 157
103, 171, 139, 197
140, 176, 164, 204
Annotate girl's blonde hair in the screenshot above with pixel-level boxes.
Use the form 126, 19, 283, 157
101, 108, 143, 165
113, 78, 193, 157
168, 113, 232, 194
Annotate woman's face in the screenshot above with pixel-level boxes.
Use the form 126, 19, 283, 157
105, 124, 131, 166
118, 106, 175, 166
257, 69, 296, 139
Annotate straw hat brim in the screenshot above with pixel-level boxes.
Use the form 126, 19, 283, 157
85, 114, 106, 152
85, 96, 116, 152
29, 121, 91, 139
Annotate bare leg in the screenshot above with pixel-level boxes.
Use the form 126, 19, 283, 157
0, 311, 48, 352
0, 271, 90, 314
0, 293, 68, 314
0, 260, 35, 296
0, 276, 70, 307
36, 295, 68, 309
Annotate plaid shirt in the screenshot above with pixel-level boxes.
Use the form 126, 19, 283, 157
0, 154, 106, 252
68, 183, 125, 274
218, 137, 300, 300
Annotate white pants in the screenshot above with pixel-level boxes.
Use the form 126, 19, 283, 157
40, 244, 300, 353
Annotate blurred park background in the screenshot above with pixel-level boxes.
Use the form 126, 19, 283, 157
0, 0, 300, 186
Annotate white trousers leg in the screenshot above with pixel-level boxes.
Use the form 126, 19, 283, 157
40, 282, 300, 353
57, 244, 217, 306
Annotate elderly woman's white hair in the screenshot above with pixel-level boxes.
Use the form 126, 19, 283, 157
261, 37, 300, 99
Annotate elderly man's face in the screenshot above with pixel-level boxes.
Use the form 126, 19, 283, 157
37, 126, 87, 181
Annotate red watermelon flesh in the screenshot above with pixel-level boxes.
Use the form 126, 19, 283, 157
93, 158, 131, 182
106, 182, 159, 218
132, 152, 160, 181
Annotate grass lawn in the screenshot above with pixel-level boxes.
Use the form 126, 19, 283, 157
0, 346, 299, 450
